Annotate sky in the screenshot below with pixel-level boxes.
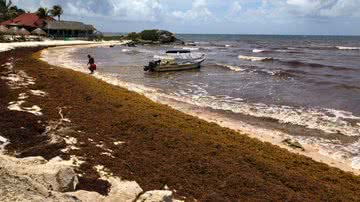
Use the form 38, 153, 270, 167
11, 0, 360, 35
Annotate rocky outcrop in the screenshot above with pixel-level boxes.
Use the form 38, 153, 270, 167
0, 155, 78, 193
137, 190, 173, 202
125, 29, 184, 45
158, 30, 176, 44
68, 177, 143, 202
0, 154, 184, 202
0, 155, 79, 202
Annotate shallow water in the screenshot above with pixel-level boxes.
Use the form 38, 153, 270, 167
42, 34, 360, 169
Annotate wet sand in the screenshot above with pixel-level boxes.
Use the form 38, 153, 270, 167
1, 47, 360, 201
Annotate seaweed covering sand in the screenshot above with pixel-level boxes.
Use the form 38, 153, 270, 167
1, 47, 360, 201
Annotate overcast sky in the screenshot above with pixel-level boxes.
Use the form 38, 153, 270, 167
12, 0, 360, 35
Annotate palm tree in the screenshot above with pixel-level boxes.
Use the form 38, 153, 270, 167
0, 0, 12, 21
7, 8, 16, 20
36, 7, 50, 19
9, 6, 25, 15
0, 0, 12, 12
50, 5, 63, 21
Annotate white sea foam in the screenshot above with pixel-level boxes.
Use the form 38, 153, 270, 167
160, 93, 360, 137
252, 49, 265, 53
238, 55, 274, 62
336, 46, 360, 50
121, 49, 130, 52
352, 157, 360, 169
294, 136, 360, 169
182, 47, 199, 51
216, 63, 245, 72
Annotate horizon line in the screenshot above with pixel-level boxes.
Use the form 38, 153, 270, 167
102, 31, 360, 37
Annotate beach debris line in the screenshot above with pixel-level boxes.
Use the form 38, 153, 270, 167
8, 100, 43, 116
0, 136, 9, 153
1, 60, 48, 116
282, 138, 305, 151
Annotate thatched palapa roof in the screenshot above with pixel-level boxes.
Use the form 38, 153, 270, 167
44, 20, 95, 31
31, 28, 47, 36
0, 25, 8, 34
7, 26, 19, 35
19, 28, 30, 35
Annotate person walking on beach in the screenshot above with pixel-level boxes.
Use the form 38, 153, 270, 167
87, 55, 96, 74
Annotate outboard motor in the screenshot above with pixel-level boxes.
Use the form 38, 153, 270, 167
144, 60, 161, 71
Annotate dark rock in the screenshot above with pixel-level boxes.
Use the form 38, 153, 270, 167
125, 29, 184, 45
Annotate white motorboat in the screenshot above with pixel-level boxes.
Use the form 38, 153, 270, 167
144, 50, 206, 72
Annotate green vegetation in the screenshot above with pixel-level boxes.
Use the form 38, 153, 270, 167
139, 29, 160, 41
36, 7, 51, 19
50, 5, 63, 21
101, 35, 124, 41
0, 1, 64, 21
0, 0, 25, 21
122, 29, 180, 44
125, 32, 140, 41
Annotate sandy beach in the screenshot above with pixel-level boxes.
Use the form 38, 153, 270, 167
1, 42, 360, 201
41, 43, 360, 175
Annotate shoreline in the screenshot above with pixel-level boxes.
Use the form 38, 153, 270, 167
1, 44, 360, 200
41, 44, 360, 175
157, 96, 360, 175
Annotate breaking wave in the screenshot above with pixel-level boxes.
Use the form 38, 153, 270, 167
252, 49, 267, 53
239, 55, 355, 71
280, 60, 355, 71
336, 46, 360, 50
216, 63, 245, 72
163, 92, 360, 137
252, 48, 303, 54
215, 63, 297, 79
238, 55, 274, 62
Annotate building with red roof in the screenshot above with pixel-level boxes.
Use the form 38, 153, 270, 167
0, 13, 97, 38
1, 13, 55, 29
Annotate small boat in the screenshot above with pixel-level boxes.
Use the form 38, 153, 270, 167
144, 50, 205, 72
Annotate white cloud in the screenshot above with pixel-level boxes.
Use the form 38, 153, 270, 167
13, 0, 166, 22
225, 1, 242, 21
8, 0, 360, 34
230, 1, 242, 14
284, 0, 360, 17
319, 0, 360, 17
171, 0, 215, 22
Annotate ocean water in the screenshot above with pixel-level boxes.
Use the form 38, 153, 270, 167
42, 34, 360, 169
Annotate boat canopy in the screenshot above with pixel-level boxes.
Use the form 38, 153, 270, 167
166, 50, 191, 54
